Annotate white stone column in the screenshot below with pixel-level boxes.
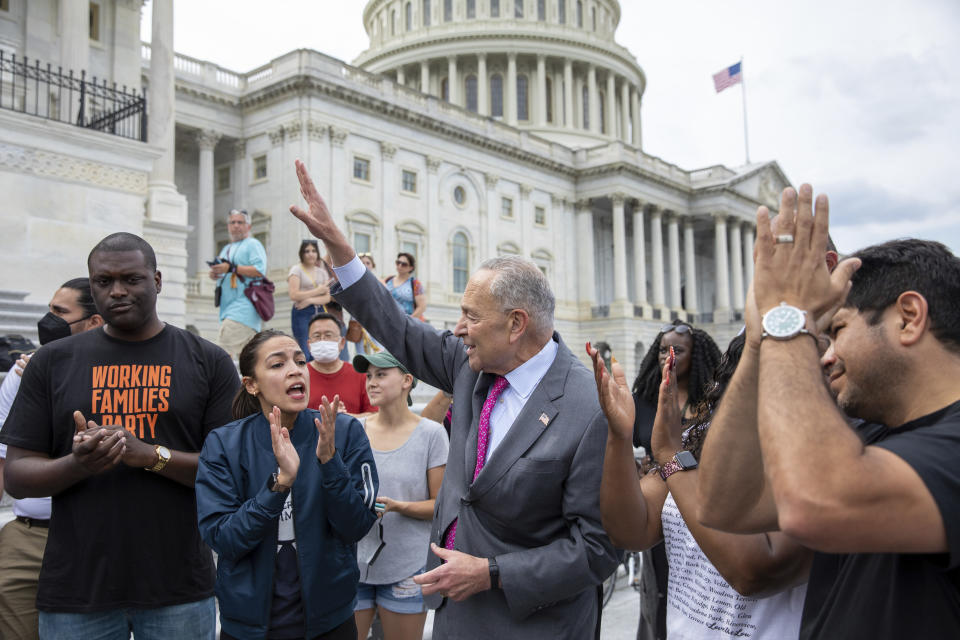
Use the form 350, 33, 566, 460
147, 0, 178, 190
611, 194, 629, 310
484, 173, 499, 259
729, 220, 745, 311
650, 207, 665, 309
233, 140, 247, 210
420, 61, 430, 94
447, 56, 458, 104
477, 54, 488, 116
667, 212, 681, 310
605, 71, 616, 138
426, 156, 443, 291
380, 142, 398, 264
714, 214, 731, 318
743, 224, 755, 290
397, 66, 406, 85
631, 87, 642, 147
683, 218, 698, 315
632, 200, 649, 311
620, 79, 630, 143
575, 200, 596, 311
59, 0, 89, 77
507, 53, 518, 125
563, 59, 574, 129
195, 129, 221, 271
536, 55, 547, 125
587, 65, 599, 134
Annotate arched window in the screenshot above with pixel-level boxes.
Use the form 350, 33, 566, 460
545, 77, 553, 123
515, 0, 524, 18
490, 73, 504, 117
465, 74, 478, 112
517, 74, 529, 121
599, 90, 606, 133
391, 9, 396, 35
491, 0, 500, 17
422, 0, 430, 26
405, 2, 412, 30
537, 0, 545, 20
444, 0, 452, 21
467, 0, 476, 18
452, 232, 469, 292
576, 0, 583, 27
582, 84, 589, 129
558, 0, 566, 24
441, 77, 449, 101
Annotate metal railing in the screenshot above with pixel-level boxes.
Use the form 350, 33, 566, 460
0, 51, 147, 142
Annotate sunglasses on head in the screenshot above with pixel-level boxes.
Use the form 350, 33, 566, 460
661, 323, 691, 335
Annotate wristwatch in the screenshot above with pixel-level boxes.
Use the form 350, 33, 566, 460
659, 450, 698, 481
488, 557, 501, 590
761, 302, 813, 341
145, 445, 171, 472
268, 472, 291, 493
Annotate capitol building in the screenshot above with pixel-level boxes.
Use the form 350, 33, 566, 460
0, 0, 790, 375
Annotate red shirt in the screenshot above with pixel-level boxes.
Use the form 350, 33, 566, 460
307, 362, 376, 414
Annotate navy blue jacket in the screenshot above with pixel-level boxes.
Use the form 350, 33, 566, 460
196, 410, 378, 640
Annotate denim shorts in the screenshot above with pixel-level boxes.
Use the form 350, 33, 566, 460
355, 571, 425, 615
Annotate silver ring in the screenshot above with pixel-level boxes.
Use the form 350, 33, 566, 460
775, 234, 794, 244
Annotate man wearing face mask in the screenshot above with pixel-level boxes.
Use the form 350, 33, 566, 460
306, 312, 376, 416
0, 278, 103, 640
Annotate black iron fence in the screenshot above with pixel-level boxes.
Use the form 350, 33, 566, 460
0, 51, 146, 142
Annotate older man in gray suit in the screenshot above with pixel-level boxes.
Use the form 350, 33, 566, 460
290, 161, 617, 639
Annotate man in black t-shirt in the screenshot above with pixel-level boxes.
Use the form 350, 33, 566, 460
0, 233, 239, 639
696, 186, 960, 639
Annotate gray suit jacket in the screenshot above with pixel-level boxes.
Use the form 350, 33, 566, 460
336, 272, 617, 639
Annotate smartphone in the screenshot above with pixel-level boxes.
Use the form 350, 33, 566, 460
374, 502, 386, 514
668, 346, 676, 371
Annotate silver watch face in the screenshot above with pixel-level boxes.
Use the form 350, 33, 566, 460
762, 304, 806, 338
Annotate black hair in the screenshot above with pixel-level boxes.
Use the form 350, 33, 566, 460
845, 239, 960, 353
231, 329, 291, 420
631, 319, 722, 410
298, 239, 320, 263
397, 252, 416, 271
308, 311, 344, 333
683, 332, 746, 460
87, 232, 157, 271
60, 277, 98, 318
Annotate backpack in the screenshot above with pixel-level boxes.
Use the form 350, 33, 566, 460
0, 334, 37, 372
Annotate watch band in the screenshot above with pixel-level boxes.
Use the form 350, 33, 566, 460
488, 557, 501, 590
658, 459, 683, 481
268, 472, 290, 493
146, 445, 170, 472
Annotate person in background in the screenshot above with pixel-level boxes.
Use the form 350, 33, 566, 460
210, 209, 268, 361
384, 253, 426, 321
288, 239, 334, 361
306, 312, 376, 416
629, 320, 721, 640
351, 253, 384, 357
0, 278, 104, 640
196, 329, 378, 640
352, 352, 447, 640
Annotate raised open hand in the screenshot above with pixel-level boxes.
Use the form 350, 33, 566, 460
71, 410, 125, 475
587, 342, 635, 442
651, 348, 684, 463
315, 394, 341, 463
269, 405, 300, 487
290, 160, 335, 241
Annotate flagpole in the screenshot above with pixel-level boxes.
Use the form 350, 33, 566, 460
740, 56, 750, 164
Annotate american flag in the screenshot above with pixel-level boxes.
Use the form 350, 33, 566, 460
713, 62, 743, 93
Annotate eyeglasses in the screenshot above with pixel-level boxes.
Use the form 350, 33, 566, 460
661, 323, 692, 335
395, 260, 411, 267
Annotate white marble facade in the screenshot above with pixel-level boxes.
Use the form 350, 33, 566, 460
0, 0, 790, 375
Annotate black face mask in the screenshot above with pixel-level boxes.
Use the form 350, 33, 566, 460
37, 312, 88, 346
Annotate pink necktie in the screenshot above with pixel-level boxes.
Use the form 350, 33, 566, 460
443, 376, 510, 550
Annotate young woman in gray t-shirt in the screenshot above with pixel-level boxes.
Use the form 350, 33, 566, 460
352, 352, 448, 640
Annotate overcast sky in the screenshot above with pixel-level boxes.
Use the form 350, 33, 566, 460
143, 1, 960, 255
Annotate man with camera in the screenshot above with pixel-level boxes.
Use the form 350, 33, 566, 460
209, 208, 267, 360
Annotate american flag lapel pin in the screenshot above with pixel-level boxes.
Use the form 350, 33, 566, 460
539, 413, 550, 426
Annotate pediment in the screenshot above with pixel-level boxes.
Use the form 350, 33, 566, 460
728, 163, 791, 210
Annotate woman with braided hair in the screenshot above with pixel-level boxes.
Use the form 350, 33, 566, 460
630, 319, 721, 640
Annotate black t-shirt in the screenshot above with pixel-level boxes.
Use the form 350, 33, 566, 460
0, 325, 239, 612
800, 401, 960, 639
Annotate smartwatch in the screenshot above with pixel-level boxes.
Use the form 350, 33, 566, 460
488, 557, 501, 590
659, 450, 698, 481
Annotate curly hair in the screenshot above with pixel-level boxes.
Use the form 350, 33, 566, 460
683, 332, 746, 460
632, 320, 722, 411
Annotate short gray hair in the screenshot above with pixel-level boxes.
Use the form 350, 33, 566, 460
478, 256, 555, 333
228, 208, 251, 224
